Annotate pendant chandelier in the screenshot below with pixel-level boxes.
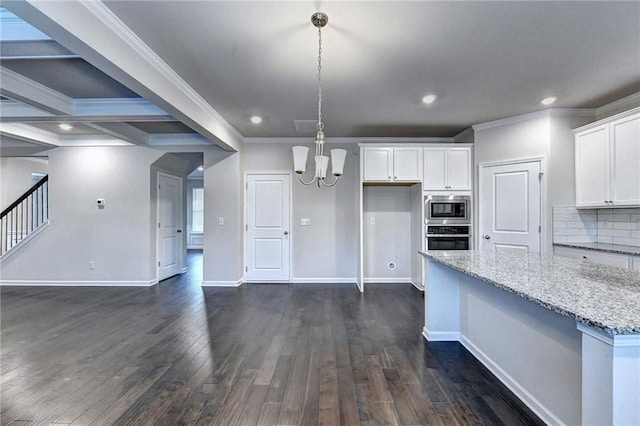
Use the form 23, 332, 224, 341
292, 12, 347, 187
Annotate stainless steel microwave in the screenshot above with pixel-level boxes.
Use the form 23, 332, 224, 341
425, 195, 470, 224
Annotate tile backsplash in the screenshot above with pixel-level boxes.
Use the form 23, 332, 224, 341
553, 206, 640, 247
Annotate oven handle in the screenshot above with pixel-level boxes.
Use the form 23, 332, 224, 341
426, 234, 471, 238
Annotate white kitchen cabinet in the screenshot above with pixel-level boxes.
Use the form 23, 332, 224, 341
362, 147, 422, 182
611, 114, 640, 205
423, 147, 471, 191
554, 245, 631, 269
575, 109, 640, 208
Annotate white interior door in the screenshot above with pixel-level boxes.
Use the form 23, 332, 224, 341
480, 161, 541, 253
158, 172, 182, 280
245, 173, 291, 281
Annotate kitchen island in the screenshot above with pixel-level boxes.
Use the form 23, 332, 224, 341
420, 250, 640, 426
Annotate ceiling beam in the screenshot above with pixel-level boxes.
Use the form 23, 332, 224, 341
3, 0, 243, 152
0, 40, 79, 60
0, 97, 175, 123
73, 98, 167, 116
0, 122, 64, 146
83, 121, 150, 146
0, 113, 176, 123
0, 66, 73, 114
0, 122, 132, 147
0, 99, 55, 118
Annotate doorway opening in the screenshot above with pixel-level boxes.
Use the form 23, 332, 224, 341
152, 152, 204, 283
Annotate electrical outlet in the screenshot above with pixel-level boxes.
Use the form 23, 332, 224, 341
89, 261, 95, 270
370, 217, 376, 225
218, 217, 224, 226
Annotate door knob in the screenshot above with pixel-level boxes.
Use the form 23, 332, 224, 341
483, 235, 491, 239
284, 231, 289, 235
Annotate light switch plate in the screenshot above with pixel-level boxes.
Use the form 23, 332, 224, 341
301, 218, 311, 226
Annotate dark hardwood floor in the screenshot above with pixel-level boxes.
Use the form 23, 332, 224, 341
1, 250, 543, 425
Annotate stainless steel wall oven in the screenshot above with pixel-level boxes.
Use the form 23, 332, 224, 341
426, 225, 471, 250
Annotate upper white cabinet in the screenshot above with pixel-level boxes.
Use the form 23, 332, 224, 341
362, 147, 422, 182
575, 109, 640, 208
423, 147, 471, 191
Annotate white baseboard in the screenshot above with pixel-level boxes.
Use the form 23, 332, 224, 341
0, 279, 158, 287
291, 277, 357, 284
459, 334, 563, 426
422, 327, 459, 342
201, 280, 242, 287
363, 277, 412, 284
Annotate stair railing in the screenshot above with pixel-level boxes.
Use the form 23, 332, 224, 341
1, 175, 49, 256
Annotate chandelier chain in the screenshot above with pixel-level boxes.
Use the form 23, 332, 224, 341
317, 25, 323, 131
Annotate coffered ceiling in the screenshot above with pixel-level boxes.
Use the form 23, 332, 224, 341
1, 1, 639, 155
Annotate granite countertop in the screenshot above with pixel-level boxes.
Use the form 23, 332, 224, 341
554, 242, 640, 256
420, 250, 640, 335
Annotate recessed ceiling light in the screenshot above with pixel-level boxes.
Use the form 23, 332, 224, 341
422, 94, 437, 104
58, 123, 73, 131
197, 165, 204, 171
250, 115, 263, 124
540, 96, 558, 106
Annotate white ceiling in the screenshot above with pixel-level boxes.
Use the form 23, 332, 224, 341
1, 1, 639, 153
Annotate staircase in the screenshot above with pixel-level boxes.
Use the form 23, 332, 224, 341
1, 175, 49, 257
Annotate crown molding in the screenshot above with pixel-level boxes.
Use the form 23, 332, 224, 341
472, 108, 595, 131
453, 127, 474, 143
243, 136, 454, 145
596, 92, 640, 118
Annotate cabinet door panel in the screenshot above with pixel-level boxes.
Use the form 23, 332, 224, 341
611, 115, 640, 206
554, 246, 630, 269
575, 125, 610, 207
423, 148, 447, 190
363, 148, 392, 181
394, 147, 422, 181
448, 148, 471, 190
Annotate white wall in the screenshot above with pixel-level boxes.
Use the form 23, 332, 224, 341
363, 186, 412, 282
203, 148, 243, 285
0, 157, 49, 209
1, 146, 163, 284
242, 142, 358, 281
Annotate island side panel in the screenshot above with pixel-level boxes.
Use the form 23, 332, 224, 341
423, 257, 582, 425
423, 260, 460, 341
579, 324, 640, 426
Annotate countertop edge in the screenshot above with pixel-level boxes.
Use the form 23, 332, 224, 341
553, 242, 640, 256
